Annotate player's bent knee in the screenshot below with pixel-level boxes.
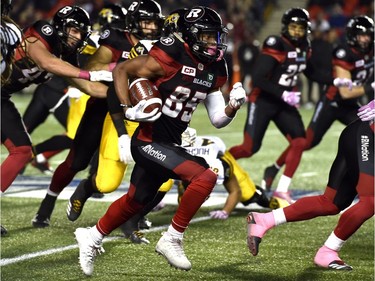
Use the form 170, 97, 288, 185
290, 137, 306, 150
359, 196, 375, 218
11, 145, 33, 165
96, 177, 122, 193
319, 195, 341, 215
193, 168, 217, 192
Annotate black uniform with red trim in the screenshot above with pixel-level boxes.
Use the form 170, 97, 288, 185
1, 20, 69, 149
250, 35, 311, 103
130, 34, 228, 200
2, 21, 63, 98
328, 119, 374, 209
305, 42, 374, 149
46, 27, 137, 194
98, 27, 134, 63
1, 20, 77, 191
230, 34, 323, 159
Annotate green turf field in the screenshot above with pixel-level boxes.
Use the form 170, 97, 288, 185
1, 93, 374, 281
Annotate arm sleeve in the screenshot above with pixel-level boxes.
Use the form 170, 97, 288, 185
204, 90, 233, 128
252, 54, 285, 98
106, 82, 127, 136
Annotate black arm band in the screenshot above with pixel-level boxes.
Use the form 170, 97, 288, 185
112, 115, 127, 136
107, 82, 123, 115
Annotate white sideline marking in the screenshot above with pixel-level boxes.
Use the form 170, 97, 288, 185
0, 216, 211, 267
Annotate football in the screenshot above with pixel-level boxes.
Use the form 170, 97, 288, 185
129, 78, 162, 113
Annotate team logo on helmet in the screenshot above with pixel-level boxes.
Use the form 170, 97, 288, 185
57, 5, 74, 17
184, 7, 205, 22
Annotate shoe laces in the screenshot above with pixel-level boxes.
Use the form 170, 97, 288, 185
82, 243, 104, 264
169, 236, 186, 258
72, 200, 83, 212
130, 231, 150, 244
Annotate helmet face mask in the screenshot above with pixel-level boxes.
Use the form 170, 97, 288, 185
346, 15, 374, 53
281, 8, 311, 45
53, 6, 92, 54
181, 6, 228, 63
126, 0, 164, 40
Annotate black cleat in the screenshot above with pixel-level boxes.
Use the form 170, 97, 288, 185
1, 225, 8, 236
32, 214, 50, 228
31, 159, 54, 175
247, 235, 262, 257
328, 260, 353, 271
128, 231, 150, 244
261, 165, 279, 192
138, 216, 152, 230
66, 180, 90, 221
91, 192, 104, 199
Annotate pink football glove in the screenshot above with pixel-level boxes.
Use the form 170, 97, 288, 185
357, 100, 375, 121
209, 210, 229, 220
282, 91, 301, 107
333, 78, 353, 90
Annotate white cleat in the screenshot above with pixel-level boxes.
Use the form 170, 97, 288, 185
74, 227, 105, 276
155, 232, 192, 271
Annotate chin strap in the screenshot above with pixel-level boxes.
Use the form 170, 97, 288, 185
216, 49, 224, 61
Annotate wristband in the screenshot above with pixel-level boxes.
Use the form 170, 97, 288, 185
109, 63, 117, 71
78, 70, 90, 80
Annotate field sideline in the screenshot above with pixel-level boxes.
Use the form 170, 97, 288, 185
1, 93, 373, 280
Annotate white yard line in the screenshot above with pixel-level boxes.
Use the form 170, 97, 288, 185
0, 216, 211, 267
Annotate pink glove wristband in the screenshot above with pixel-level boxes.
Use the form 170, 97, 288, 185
78, 70, 90, 80
109, 63, 117, 71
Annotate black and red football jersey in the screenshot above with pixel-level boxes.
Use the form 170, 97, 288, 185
2, 20, 62, 97
98, 27, 135, 63
250, 35, 311, 102
325, 43, 374, 102
138, 34, 228, 145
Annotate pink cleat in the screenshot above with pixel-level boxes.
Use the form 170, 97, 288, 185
246, 212, 272, 256
314, 246, 352, 270
273, 191, 295, 204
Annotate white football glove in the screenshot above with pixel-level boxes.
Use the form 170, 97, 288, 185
357, 100, 375, 121
118, 134, 134, 163
282, 91, 301, 107
333, 77, 353, 90
89, 70, 113, 82
124, 98, 162, 122
209, 210, 229, 220
66, 87, 82, 99
229, 82, 246, 110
